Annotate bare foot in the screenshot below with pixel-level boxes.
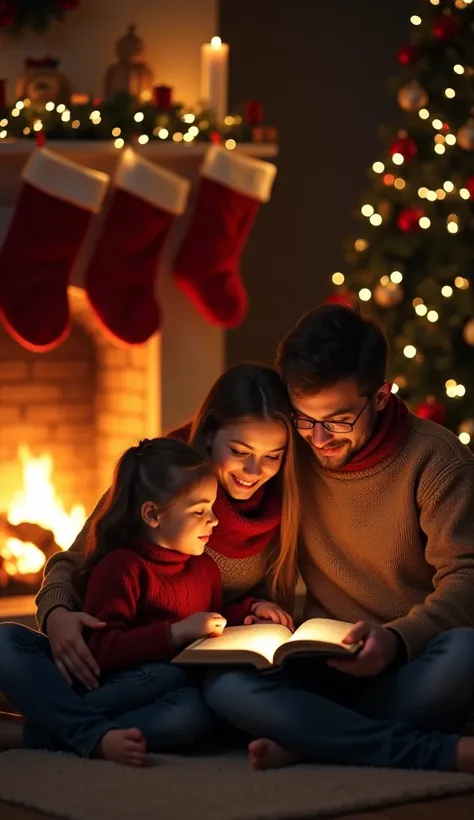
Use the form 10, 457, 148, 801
96, 728, 147, 767
0, 711, 25, 750
456, 737, 474, 773
249, 738, 302, 770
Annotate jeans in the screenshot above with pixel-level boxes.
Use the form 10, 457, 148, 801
0, 622, 212, 758
203, 629, 474, 770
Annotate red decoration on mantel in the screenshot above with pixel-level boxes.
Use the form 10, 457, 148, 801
415, 397, 446, 426
153, 85, 172, 110
0, 148, 109, 352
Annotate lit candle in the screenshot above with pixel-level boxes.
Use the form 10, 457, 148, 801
200, 36, 229, 123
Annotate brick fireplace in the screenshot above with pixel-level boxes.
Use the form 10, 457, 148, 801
0, 285, 159, 593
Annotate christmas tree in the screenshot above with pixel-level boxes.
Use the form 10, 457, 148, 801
332, 0, 474, 444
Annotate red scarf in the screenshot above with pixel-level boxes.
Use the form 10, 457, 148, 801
167, 421, 282, 558
338, 394, 410, 472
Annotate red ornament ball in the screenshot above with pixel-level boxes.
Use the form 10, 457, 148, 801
0, 0, 15, 26
389, 135, 417, 163
397, 45, 418, 66
465, 177, 474, 199
432, 13, 460, 42
415, 397, 446, 426
325, 292, 356, 309
397, 206, 424, 233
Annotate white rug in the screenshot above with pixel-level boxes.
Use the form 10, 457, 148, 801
0, 749, 474, 820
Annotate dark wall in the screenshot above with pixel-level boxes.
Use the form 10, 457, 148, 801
220, 0, 413, 365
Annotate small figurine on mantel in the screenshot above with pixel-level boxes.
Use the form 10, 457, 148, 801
16, 57, 71, 106
104, 24, 154, 102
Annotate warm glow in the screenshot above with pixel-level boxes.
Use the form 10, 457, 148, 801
369, 214, 382, 226
225, 139, 236, 150
427, 310, 439, 323
410, 15, 422, 25
372, 162, 385, 174
445, 88, 456, 99
134, 112, 144, 123
359, 288, 372, 301
354, 239, 368, 252
459, 432, 471, 445
211, 36, 222, 49
8, 446, 85, 546
332, 272, 345, 285
391, 383, 400, 394
446, 379, 457, 389
432, 119, 443, 130
392, 153, 404, 165
419, 217, 431, 229
419, 109, 430, 120
403, 345, 417, 358
444, 181, 455, 192
415, 304, 428, 316
394, 178, 406, 190
460, 188, 471, 200
447, 222, 459, 234
442, 285, 453, 297
418, 187, 428, 198
361, 204, 374, 217
454, 64, 465, 74
455, 277, 469, 289
445, 134, 456, 145
435, 144, 446, 155
390, 271, 403, 283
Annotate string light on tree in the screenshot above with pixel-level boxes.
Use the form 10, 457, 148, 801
397, 82, 428, 112
457, 121, 474, 150
374, 280, 404, 307
463, 318, 474, 346
458, 419, 474, 445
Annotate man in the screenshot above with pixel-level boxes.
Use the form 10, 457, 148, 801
204, 304, 474, 770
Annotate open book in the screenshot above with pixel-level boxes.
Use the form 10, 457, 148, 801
173, 618, 362, 671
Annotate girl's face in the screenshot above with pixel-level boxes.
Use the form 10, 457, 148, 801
145, 475, 219, 555
210, 418, 288, 500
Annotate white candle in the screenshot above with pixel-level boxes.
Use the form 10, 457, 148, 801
200, 36, 229, 123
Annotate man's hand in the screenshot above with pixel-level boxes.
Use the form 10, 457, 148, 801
170, 612, 227, 648
327, 621, 399, 677
46, 608, 106, 690
244, 601, 295, 631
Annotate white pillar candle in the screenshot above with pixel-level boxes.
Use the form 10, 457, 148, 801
200, 36, 229, 123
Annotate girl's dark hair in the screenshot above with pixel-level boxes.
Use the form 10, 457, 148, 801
189, 363, 299, 612
276, 304, 388, 397
75, 438, 214, 590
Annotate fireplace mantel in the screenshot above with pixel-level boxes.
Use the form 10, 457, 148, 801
0, 141, 278, 160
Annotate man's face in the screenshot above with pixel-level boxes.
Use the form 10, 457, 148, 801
289, 379, 391, 469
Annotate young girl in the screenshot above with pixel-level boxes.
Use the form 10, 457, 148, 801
0, 364, 297, 755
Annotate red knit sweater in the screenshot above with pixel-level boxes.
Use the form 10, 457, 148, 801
84, 539, 253, 673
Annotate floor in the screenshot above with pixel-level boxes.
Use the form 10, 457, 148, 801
0, 793, 474, 820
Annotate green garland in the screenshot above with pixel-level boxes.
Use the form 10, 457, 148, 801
0, 92, 276, 145
7, 1, 77, 35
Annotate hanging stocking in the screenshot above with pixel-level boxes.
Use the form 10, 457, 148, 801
84, 150, 190, 345
0, 148, 109, 351
172, 146, 277, 328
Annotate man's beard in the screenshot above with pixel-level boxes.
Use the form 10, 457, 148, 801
305, 429, 372, 470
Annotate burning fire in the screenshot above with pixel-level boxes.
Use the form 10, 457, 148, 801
0, 445, 86, 577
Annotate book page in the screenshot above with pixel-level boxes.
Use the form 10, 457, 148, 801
288, 618, 354, 648
186, 623, 292, 665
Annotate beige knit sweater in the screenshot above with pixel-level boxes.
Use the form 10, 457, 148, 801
298, 414, 474, 660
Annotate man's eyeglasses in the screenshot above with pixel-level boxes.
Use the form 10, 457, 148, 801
291, 395, 372, 434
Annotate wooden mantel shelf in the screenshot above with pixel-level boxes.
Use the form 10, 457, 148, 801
0, 140, 278, 159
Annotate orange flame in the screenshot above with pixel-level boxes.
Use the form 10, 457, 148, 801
1, 446, 86, 576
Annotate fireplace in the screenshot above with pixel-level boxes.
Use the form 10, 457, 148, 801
0, 285, 159, 595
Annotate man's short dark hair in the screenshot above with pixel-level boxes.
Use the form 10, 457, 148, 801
276, 304, 389, 397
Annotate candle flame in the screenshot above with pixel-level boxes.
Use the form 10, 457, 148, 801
210, 36, 222, 49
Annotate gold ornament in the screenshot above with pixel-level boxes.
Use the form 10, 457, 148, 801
397, 82, 429, 112
462, 317, 474, 345
459, 419, 474, 436
457, 121, 474, 151
104, 24, 154, 101
374, 281, 404, 307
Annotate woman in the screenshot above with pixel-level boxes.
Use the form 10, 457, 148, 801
0, 363, 299, 756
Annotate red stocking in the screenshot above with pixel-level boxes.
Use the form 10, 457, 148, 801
172, 146, 277, 327
84, 150, 190, 345
0, 148, 109, 351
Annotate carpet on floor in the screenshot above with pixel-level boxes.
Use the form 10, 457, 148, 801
0, 749, 474, 820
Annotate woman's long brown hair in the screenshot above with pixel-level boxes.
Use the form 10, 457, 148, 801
188, 363, 300, 613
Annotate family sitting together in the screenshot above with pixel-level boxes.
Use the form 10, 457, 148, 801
1, 304, 474, 772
